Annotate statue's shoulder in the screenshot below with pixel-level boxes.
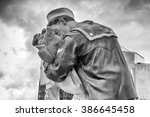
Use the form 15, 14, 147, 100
71, 20, 117, 41
64, 28, 81, 40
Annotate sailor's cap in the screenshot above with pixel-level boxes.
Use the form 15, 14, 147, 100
47, 8, 74, 23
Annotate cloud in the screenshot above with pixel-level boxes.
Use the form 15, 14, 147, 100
0, 0, 47, 53
8, 86, 37, 100
126, 0, 150, 10
0, 77, 37, 99
4, 79, 23, 90
0, 70, 5, 79
124, 0, 150, 27
0, 54, 40, 99
11, 47, 18, 55
0, 0, 27, 25
0, 49, 7, 57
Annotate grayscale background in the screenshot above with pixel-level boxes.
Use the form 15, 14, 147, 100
0, 0, 150, 99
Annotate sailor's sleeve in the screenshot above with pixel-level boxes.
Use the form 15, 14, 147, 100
44, 35, 78, 82
107, 37, 137, 98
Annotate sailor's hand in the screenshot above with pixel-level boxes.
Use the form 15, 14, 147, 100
32, 33, 41, 46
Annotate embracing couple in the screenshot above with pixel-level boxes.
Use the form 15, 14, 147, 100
33, 8, 137, 100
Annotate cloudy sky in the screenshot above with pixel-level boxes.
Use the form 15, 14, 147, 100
0, 0, 150, 99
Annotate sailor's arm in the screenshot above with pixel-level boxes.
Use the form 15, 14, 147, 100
44, 35, 78, 82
